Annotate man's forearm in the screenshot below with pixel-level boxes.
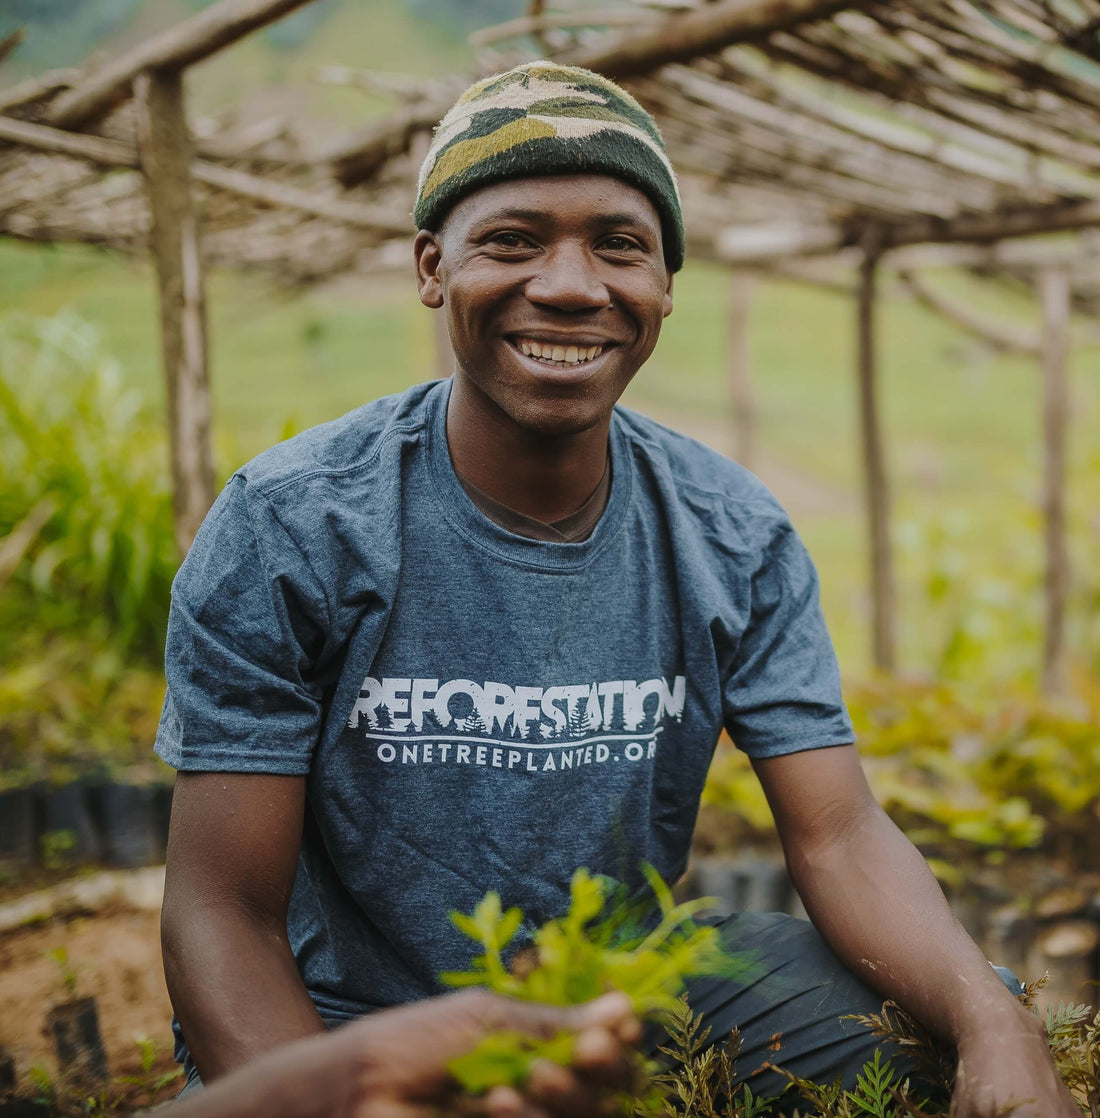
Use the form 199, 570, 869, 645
162, 903, 326, 1082
785, 802, 1034, 1045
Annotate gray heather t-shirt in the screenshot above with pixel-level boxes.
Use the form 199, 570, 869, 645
155, 377, 852, 1035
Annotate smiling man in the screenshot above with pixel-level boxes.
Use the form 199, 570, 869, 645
157, 64, 1075, 1116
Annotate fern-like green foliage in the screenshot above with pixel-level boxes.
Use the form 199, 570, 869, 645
443, 866, 755, 1096
651, 976, 1100, 1118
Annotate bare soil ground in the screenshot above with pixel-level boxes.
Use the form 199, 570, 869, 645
0, 904, 177, 1100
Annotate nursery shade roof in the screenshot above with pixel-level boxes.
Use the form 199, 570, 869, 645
1, 0, 1100, 280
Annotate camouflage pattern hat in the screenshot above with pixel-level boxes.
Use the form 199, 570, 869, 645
413, 61, 685, 272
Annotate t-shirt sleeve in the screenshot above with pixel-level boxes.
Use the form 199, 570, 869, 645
723, 517, 854, 759
154, 474, 329, 774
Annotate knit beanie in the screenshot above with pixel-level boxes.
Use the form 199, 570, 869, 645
413, 61, 685, 272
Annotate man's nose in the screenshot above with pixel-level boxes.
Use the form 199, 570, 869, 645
525, 243, 611, 312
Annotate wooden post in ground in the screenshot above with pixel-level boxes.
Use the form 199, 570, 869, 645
135, 69, 215, 557
857, 238, 896, 672
728, 271, 756, 470
1039, 267, 1071, 695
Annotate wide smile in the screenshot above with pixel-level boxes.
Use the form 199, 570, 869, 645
507, 336, 617, 377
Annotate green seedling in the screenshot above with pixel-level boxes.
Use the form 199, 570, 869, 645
115, 1035, 184, 1093
442, 865, 755, 1100
39, 829, 77, 871
47, 945, 79, 998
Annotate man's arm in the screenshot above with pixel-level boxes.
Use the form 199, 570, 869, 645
753, 744, 1076, 1118
161, 771, 325, 1083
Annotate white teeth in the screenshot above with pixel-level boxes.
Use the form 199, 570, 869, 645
517, 340, 606, 366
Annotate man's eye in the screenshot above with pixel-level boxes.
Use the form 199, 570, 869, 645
602, 236, 640, 252
490, 232, 530, 249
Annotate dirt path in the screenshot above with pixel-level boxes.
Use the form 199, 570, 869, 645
0, 905, 173, 1084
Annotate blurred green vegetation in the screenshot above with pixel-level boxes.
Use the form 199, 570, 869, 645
702, 677, 1100, 876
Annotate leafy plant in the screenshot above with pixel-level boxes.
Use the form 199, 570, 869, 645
46, 945, 81, 998
40, 829, 78, 872
700, 678, 1100, 880
0, 310, 177, 660
115, 1035, 184, 1093
442, 866, 753, 1099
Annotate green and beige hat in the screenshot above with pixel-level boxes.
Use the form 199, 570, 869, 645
413, 61, 685, 272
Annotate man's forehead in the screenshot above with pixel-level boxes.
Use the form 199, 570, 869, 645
447, 175, 662, 230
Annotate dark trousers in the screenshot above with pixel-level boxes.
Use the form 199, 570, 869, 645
644, 911, 1021, 1115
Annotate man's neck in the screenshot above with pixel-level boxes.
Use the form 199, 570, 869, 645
445, 378, 611, 524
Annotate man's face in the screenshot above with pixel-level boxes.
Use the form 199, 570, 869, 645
414, 174, 674, 438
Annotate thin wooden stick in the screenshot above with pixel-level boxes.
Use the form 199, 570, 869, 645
857, 234, 896, 673
728, 272, 756, 470
469, 8, 665, 47
0, 30, 25, 68
1039, 266, 1071, 695
0, 68, 80, 114
898, 270, 1040, 354
0, 115, 410, 235
50, 0, 320, 129
571, 0, 867, 78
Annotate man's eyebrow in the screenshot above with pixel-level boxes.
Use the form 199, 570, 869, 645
592, 212, 652, 229
469, 208, 653, 228
470, 208, 547, 225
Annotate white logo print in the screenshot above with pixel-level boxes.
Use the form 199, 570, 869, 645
346, 675, 685, 774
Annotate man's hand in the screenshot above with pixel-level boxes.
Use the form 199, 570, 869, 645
951, 1008, 1078, 1117
339, 989, 640, 1117
175, 989, 641, 1118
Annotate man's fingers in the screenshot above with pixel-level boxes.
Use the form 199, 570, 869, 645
571, 992, 636, 1035
479, 991, 637, 1046
525, 1057, 618, 1116
484, 1085, 551, 1118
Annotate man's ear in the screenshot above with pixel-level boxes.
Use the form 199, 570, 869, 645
663, 271, 674, 318
414, 229, 444, 309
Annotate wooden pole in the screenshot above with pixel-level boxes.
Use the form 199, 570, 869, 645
50, 0, 318, 129
1039, 267, 1071, 695
135, 70, 215, 557
728, 272, 756, 470
857, 238, 896, 672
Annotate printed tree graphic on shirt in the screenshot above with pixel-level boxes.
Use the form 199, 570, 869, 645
607, 696, 626, 735
372, 704, 393, 731
420, 708, 446, 735
463, 707, 488, 736
568, 700, 590, 740
527, 719, 546, 744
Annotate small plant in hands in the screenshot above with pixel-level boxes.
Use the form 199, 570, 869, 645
440, 865, 753, 1107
